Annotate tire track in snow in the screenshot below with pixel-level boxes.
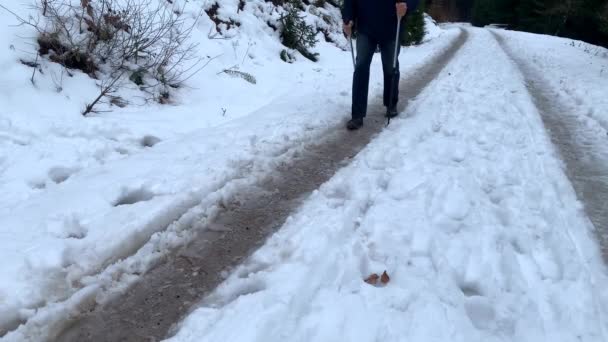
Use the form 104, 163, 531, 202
492, 31, 608, 264
42, 30, 469, 342
493, 31, 608, 340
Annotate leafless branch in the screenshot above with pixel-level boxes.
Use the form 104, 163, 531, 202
0, 3, 39, 29
10, 0, 209, 112
82, 71, 124, 116
31, 53, 40, 85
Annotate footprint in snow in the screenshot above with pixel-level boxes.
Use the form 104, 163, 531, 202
429, 180, 472, 232
46, 214, 88, 239
140, 135, 162, 148
48, 166, 79, 184
113, 187, 155, 206
115, 147, 130, 155
28, 179, 46, 190
464, 296, 496, 330
459, 282, 483, 297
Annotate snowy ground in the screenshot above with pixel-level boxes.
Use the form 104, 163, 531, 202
0, 0, 457, 337
492, 30, 608, 132
166, 28, 608, 342
3, 0, 608, 339
494, 29, 608, 257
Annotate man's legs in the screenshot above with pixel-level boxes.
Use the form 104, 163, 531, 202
351, 33, 377, 120
380, 38, 401, 113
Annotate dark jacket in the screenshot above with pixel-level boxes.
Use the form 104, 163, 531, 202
342, 0, 420, 41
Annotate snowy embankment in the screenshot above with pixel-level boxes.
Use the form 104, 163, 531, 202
493, 29, 608, 135
167, 28, 608, 342
0, 0, 458, 337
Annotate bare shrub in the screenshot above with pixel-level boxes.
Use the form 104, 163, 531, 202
2, 0, 204, 114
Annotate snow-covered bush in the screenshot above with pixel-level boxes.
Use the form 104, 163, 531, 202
280, 0, 319, 61
280, 49, 296, 63
16, 0, 202, 114
402, 0, 426, 46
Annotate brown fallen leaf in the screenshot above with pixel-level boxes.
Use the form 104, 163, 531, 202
380, 270, 390, 284
364, 273, 379, 285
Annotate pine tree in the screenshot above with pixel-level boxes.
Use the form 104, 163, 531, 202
471, 0, 496, 26
516, 0, 550, 32
280, 0, 319, 61
471, 0, 517, 27
402, 0, 427, 46
600, 3, 608, 35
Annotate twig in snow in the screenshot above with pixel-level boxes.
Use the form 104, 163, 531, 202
241, 41, 252, 66
208, 25, 233, 40
0, 4, 39, 29
30, 53, 39, 85
82, 72, 124, 116
177, 53, 222, 83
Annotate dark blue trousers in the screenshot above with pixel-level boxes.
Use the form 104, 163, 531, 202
352, 33, 401, 119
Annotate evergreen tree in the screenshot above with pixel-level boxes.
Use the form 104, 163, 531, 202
280, 0, 319, 61
600, 3, 608, 35
471, 0, 518, 27
515, 0, 547, 32
471, 0, 497, 26
402, 0, 427, 46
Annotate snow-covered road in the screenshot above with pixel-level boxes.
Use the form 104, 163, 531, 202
1, 22, 465, 342
2, 23, 608, 342
493, 30, 608, 262
54, 30, 470, 342
166, 28, 608, 342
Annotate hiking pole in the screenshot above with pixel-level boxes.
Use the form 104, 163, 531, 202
349, 35, 356, 68
387, 17, 402, 126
